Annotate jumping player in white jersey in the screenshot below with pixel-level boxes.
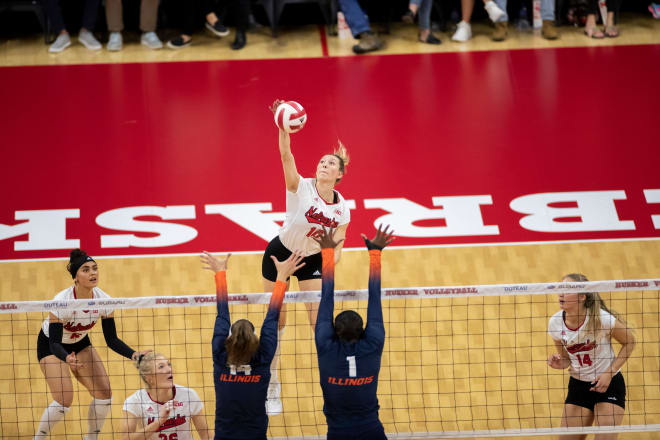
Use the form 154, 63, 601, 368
547, 273, 636, 440
34, 249, 151, 440
261, 99, 352, 415
119, 352, 212, 440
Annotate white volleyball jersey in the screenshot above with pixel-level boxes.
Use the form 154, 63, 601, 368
42, 286, 113, 344
279, 177, 350, 256
548, 309, 618, 382
123, 385, 203, 440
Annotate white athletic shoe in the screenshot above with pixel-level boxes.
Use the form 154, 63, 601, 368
49, 33, 71, 53
265, 381, 282, 416
451, 21, 472, 42
484, 1, 506, 22
78, 29, 102, 50
107, 32, 123, 51
141, 32, 163, 50
266, 397, 283, 416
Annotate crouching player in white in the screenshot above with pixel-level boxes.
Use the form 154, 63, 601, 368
119, 352, 212, 439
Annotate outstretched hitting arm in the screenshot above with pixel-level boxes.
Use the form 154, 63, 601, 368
270, 99, 300, 192
201, 252, 232, 365
362, 226, 395, 345
313, 228, 345, 351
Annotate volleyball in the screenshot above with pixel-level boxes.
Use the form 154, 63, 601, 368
274, 101, 307, 133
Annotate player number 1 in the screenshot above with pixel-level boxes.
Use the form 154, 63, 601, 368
346, 356, 357, 377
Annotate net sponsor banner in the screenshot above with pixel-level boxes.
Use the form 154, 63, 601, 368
1, 49, 659, 261
2, 279, 657, 313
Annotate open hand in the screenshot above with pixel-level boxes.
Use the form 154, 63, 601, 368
201, 252, 232, 273
269, 99, 285, 115
361, 224, 395, 251
271, 251, 306, 281
312, 227, 345, 250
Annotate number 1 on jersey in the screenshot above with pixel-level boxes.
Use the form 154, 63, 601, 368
346, 356, 356, 377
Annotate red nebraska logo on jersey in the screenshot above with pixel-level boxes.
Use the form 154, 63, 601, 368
64, 321, 96, 333
147, 414, 186, 431
566, 339, 597, 354
304, 207, 338, 228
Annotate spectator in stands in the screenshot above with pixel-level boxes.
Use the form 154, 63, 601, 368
451, 0, 506, 42
584, 0, 621, 38
650, 2, 660, 18
488, 0, 558, 41
402, 0, 442, 44
43, 0, 102, 53
167, 0, 249, 51
105, 0, 162, 51
338, 0, 384, 54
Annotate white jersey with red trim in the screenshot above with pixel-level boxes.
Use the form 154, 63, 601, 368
279, 176, 350, 256
123, 385, 203, 440
548, 309, 618, 382
42, 286, 113, 344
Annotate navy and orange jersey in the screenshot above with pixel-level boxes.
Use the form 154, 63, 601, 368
211, 271, 286, 440
315, 248, 386, 435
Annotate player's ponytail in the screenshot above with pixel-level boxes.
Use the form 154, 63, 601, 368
563, 273, 625, 339
332, 141, 350, 183
225, 319, 259, 366
133, 352, 161, 386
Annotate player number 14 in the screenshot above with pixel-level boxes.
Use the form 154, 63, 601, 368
576, 353, 592, 367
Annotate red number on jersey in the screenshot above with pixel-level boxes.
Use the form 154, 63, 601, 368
306, 227, 323, 239
576, 353, 593, 367
158, 434, 178, 440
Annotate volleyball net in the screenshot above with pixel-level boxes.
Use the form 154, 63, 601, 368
0, 279, 659, 439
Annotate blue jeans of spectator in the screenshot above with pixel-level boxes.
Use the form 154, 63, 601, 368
493, 0, 555, 21
338, 0, 371, 36
410, 0, 433, 29
43, 0, 101, 33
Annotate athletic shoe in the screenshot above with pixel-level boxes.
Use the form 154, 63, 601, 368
107, 32, 123, 51
48, 33, 71, 53
78, 29, 102, 50
451, 21, 472, 42
265, 381, 282, 415
650, 3, 660, 18
167, 36, 192, 50
206, 20, 230, 37
141, 32, 163, 49
266, 398, 283, 415
484, 1, 506, 22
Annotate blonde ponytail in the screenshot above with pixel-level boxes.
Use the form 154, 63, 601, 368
332, 141, 350, 183
134, 351, 162, 386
